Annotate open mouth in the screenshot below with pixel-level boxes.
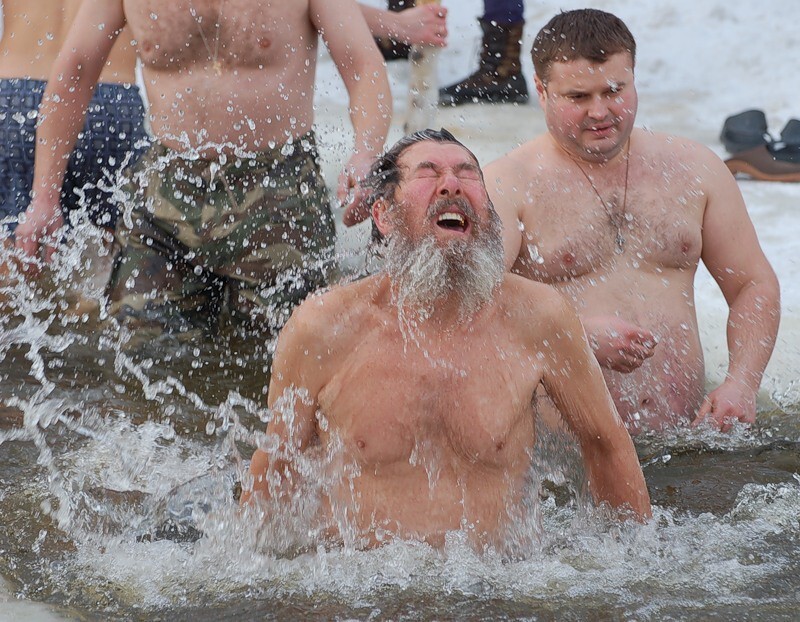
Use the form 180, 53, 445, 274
436, 211, 469, 233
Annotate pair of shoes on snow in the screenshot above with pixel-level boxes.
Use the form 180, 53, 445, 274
721, 110, 800, 182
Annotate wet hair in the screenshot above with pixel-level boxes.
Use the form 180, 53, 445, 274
363, 128, 481, 208
532, 9, 636, 85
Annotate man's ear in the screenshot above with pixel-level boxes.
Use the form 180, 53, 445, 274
372, 198, 392, 237
534, 75, 547, 107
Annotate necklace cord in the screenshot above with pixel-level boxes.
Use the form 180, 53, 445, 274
567, 139, 631, 252
189, 0, 226, 75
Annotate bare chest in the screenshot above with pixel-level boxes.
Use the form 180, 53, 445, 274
318, 338, 539, 470
516, 165, 705, 283
125, 0, 315, 69
0, 1, 66, 61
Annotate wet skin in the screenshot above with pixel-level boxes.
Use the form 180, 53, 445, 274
14, 0, 390, 262
487, 52, 780, 433
243, 142, 650, 549
0, 0, 135, 83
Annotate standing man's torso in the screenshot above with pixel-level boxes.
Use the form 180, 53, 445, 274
488, 128, 711, 429
125, 0, 320, 153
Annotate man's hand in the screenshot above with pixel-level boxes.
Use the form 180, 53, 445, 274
339, 150, 376, 227
393, 4, 448, 47
692, 379, 757, 431
14, 198, 64, 275
583, 315, 658, 373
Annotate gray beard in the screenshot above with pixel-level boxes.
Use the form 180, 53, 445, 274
384, 208, 505, 329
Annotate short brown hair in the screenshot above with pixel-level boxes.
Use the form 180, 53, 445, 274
532, 9, 636, 84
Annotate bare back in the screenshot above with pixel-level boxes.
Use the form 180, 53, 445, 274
124, 0, 320, 152
488, 128, 709, 430
0, 0, 135, 83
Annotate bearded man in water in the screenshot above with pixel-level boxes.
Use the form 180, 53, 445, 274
241, 129, 650, 551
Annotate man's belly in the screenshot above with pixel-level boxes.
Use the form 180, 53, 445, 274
0, 51, 58, 81
320, 467, 531, 551
604, 327, 706, 433
556, 273, 706, 433
144, 69, 316, 156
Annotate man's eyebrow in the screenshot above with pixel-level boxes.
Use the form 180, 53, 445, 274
413, 160, 481, 173
563, 81, 627, 96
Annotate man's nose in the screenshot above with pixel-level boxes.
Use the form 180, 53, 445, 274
437, 170, 462, 196
587, 96, 609, 119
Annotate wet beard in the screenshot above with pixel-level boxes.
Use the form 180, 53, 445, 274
384, 201, 505, 330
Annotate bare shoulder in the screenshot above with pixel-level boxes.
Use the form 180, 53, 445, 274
636, 128, 727, 174
285, 276, 378, 345
486, 136, 552, 222
486, 135, 551, 185
500, 273, 576, 330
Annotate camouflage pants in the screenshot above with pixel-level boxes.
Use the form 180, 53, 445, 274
107, 134, 336, 333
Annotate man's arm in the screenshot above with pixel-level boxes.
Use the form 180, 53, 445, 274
538, 292, 651, 519
311, 0, 392, 226
14, 0, 125, 266
241, 304, 326, 505
359, 3, 447, 47
696, 147, 781, 430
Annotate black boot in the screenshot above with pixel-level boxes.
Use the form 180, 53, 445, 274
375, 0, 416, 62
439, 19, 528, 106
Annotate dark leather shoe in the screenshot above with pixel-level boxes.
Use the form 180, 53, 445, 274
725, 144, 800, 182
779, 118, 800, 149
720, 109, 770, 154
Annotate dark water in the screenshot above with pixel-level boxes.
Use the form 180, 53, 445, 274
1, 244, 799, 622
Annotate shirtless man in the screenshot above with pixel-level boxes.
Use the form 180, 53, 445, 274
15, 0, 391, 333
486, 9, 780, 434
0, 0, 147, 248
242, 130, 650, 551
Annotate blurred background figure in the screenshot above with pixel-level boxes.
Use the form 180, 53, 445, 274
360, 0, 448, 61
1, 1, 147, 256
439, 0, 527, 106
